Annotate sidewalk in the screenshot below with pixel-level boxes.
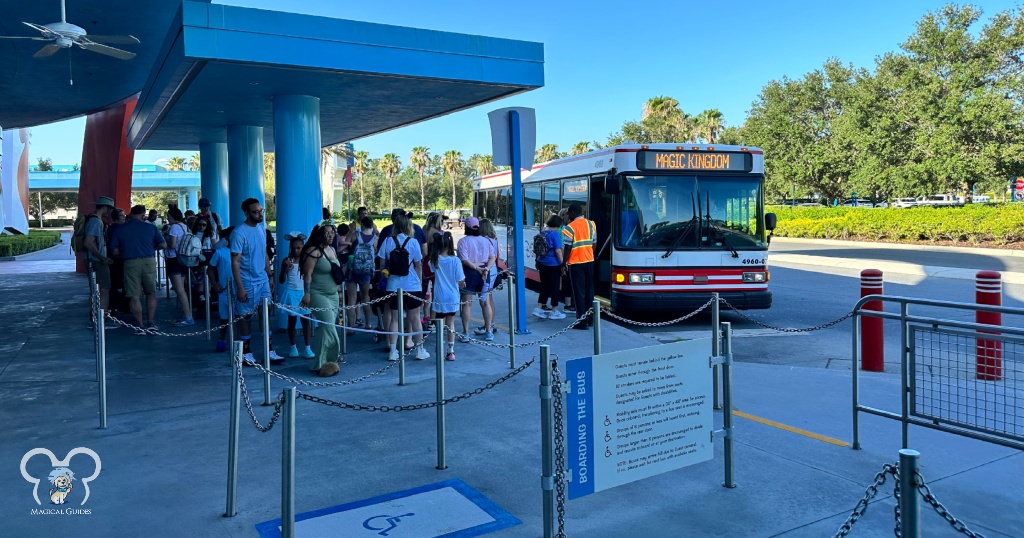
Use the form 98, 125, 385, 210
0, 255, 1020, 537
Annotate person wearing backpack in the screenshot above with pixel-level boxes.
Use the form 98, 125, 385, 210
534, 215, 566, 319
345, 215, 377, 331
164, 207, 194, 327
376, 213, 427, 362
79, 196, 115, 328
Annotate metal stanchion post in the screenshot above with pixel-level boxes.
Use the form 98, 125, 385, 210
165, 254, 170, 299
204, 271, 211, 340
398, 289, 406, 386
435, 322, 447, 470
711, 293, 722, 410
539, 345, 555, 538
224, 342, 242, 518
899, 449, 921, 538
262, 297, 271, 406
507, 277, 516, 368
187, 269, 193, 318
721, 322, 735, 488
282, 387, 297, 538
98, 308, 108, 429
592, 299, 602, 356
341, 285, 348, 355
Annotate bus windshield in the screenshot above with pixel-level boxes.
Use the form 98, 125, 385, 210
618, 175, 767, 250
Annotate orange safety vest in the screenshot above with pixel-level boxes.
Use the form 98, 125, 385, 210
562, 217, 596, 265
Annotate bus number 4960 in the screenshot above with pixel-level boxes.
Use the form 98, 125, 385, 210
741, 258, 765, 265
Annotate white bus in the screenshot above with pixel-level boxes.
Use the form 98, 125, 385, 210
473, 143, 777, 313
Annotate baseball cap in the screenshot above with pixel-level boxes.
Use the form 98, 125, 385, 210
94, 196, 115, 208
465, 216, 480, 228
198, 197, 211, 207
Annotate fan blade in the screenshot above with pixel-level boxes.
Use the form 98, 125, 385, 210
0, 35, 51, 40
84, 34, 140, 45
77, 41, 135, 60
22, 21, 58, 38
33, 44, 61, 58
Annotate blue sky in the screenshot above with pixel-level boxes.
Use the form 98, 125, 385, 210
25, 0, 1021, 166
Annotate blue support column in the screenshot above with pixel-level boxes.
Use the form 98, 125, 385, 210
510, 111, 529, 333
200, 142, 229, 224
272, 95, 322, 268
186, 188, 200, 212
227, 125, 265, 227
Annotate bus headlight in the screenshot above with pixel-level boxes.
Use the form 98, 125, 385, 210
629, 273, 655, 284
742, 272, 766, 283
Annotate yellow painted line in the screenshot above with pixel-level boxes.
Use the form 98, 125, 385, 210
469, 317, 510, 332
733, 409, 849, 447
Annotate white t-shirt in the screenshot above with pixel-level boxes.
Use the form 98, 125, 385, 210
429, 255, 465, 314
377, 233, 422, 292
166, 222, 187, 258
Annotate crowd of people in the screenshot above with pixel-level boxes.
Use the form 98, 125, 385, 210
82, 194, 598, 378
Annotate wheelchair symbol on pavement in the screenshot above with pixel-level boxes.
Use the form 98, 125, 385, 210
363, 512, 415, 536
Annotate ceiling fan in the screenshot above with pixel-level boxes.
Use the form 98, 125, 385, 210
0, 0, 140, 61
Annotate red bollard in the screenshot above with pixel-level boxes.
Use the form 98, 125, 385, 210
975, 271, 1002, 381
860, 269, 884, 372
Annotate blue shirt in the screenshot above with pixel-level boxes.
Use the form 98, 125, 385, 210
110, 218, 165, 260
536, 229, 563, 267
230, 223, 268, 288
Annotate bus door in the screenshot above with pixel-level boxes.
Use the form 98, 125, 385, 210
590, 177, 614, 300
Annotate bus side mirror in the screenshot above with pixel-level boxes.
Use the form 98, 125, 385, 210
605, 173, 620, 195
765, 212, 777, 231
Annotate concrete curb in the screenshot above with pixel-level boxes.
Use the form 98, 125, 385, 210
770, 253, 1024, 285
772, 236, 1024, 258
0, 239, 67, 262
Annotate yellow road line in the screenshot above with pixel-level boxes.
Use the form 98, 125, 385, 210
733, 409, 849, 447
469, 317, 510, 332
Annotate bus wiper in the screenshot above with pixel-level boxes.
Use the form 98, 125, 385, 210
662, 193, 697, 259
703, 191, 739, 258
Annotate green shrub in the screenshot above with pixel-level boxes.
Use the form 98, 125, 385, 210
769, 204, 1024, 246
0, 231, 61, 257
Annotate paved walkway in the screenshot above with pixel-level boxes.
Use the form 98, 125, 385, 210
0, 241, 1020, 537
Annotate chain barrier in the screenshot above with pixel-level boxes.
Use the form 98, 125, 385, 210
456, 309, 594, 350
297, 357, 536, 412
718, 297, 854, 333
243, 358, 398, 387
600, 297, 716, 327
104, 310, 242, 337
833, 463, 986, 538
275, 305, 431, 336
914, 471, 987, 537
551, 357, 567, 538
235, 356, 285, 432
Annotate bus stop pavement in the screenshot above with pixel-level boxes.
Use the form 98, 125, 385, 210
0, 268, 1020, 537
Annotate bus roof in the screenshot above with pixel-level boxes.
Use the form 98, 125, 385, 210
474, 143, 764, 190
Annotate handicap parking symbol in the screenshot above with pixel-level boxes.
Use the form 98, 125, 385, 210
363, 513, 415, 536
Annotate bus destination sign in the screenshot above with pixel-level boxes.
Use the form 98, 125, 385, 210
637, 150, 752, 172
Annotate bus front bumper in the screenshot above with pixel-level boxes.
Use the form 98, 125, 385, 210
611, 290, 772, 313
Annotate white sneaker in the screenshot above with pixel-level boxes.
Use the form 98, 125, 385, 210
532, 307, 549, 319
485, 331, 494, 342
388, 348, 399, 361
268, 349, 285, 364
242, 353, 256, 366
473, 326, 489, 335
458, 333, 471, 344
415, 346, 430, 360
547, 309, 566, 320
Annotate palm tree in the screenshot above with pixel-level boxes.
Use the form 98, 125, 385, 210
352, 150, 369, 207
570, 141, 591, 155
535, 144, 560, 163
469, 154, 496, 177
641, 96, 680, 121
697, 109, 725, 144
167, 156, 187, 171
187, 152, 201, 171
410, 146, 431, 213
379, 153, 401, 210
442, 150, 463, 211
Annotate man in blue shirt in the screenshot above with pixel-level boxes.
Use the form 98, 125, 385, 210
110, 205, 167, 335
231, 198, 285, 365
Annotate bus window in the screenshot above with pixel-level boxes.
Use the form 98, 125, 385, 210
524, 184, 542, 226
485, 191, 498, 221
562, 178, 588, 216
542, 182, 560, 223
473, 192, 483, 217
496, 188, 508, 224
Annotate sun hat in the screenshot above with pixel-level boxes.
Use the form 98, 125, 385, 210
464, 216, 480, 228
94, 196, 115, 208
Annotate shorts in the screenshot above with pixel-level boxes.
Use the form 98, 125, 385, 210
218, 289, 231, 319
123, 257, 157, 298
234, 278, 272, 317
89, 259, 111, 289
387, 290, 425, 311
433, 311, 456, 319
165, 256, 187, 277
348, 271, 372, 284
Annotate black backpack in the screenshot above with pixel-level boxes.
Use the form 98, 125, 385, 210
532, 230, 549, 259
387, 236, 413, 277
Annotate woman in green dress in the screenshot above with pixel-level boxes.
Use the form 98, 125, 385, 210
299, 222, 343, 376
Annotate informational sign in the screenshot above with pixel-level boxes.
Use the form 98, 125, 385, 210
488, 107, 536, 170
636, 150, 752, 173
1014, 177, 1024, 202
565, 340, 713, 499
